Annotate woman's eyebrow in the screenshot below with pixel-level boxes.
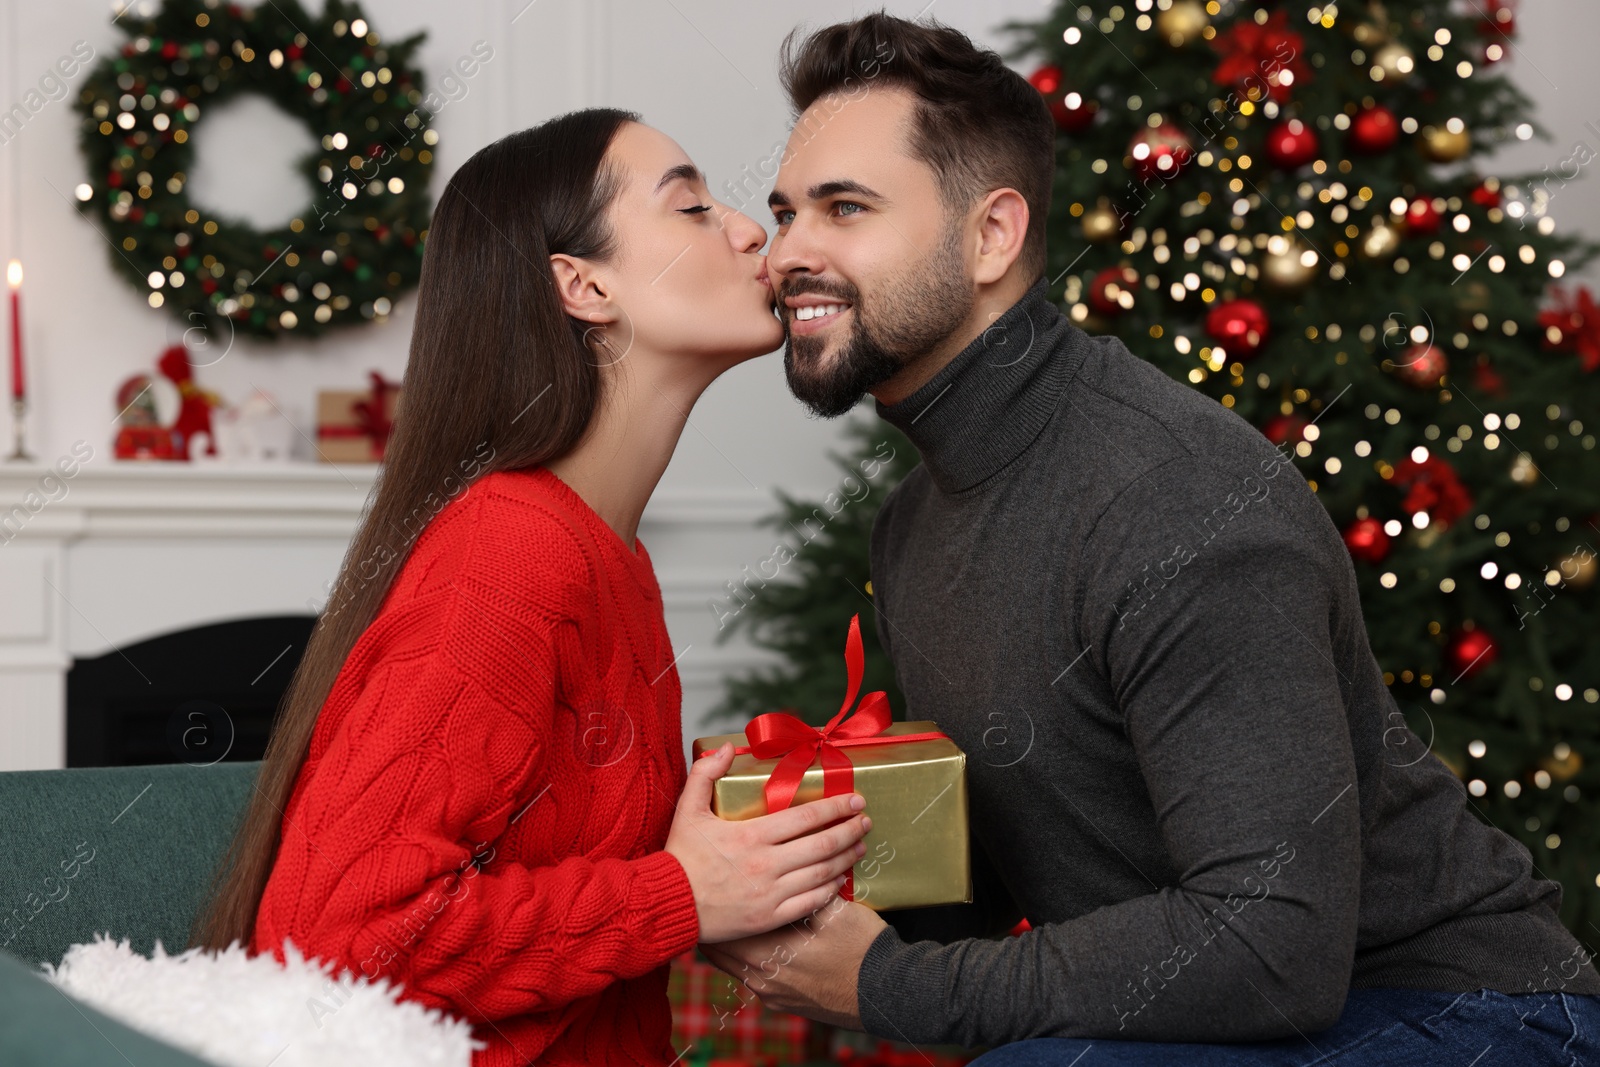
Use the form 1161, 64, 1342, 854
654, 163, 704, 195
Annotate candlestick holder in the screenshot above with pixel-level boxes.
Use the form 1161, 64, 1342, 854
7, 396, 35, 462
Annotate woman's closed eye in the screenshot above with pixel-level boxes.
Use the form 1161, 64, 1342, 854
679, 204, 713, 216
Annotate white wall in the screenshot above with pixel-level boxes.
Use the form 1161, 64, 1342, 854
0, 0, 1061, 479
2, 0, 1598, 749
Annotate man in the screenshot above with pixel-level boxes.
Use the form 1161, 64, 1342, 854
699, 11, 1600, 1064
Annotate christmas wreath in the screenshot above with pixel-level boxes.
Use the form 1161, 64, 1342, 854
73, 0, 434, 341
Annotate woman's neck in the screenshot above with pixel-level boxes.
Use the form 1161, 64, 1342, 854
544, 354, 715, 550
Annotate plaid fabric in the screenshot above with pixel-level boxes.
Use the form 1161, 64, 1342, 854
667, 949, 984, 1066
668, 949, 813, 1066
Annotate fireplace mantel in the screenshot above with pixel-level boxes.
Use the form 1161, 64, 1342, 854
0, 460, 771, 770
2, 461, 381, 536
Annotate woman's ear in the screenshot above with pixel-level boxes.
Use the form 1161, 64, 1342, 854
549, 253, 616, 324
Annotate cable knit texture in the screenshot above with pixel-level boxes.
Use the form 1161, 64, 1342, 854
252, 465, 702, 1067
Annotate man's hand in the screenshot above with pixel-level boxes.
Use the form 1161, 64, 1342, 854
700, 896, 887, 1029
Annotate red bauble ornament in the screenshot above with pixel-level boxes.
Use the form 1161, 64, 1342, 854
1470, 180, 1502, 209
1029, 64, 1098, 133
1472, 358, 1508, 398
1349, 105, 1400, 154
1404, 197, 1441, 235
1392, 341, 1449, 388
1391, 454, 1472, 528
1477, 0, 1516, 41
1128, 122, 1194, 182
1343, 517, 1391, 564
1089, 265, 1140, 315
1447, 628, 1498, 679
1262, 414, 1308, 446
1205, 298, 1269, 358
1055, 92, 1099, 133
1028, 63, 1060, 94
1264, 119, 1320, 169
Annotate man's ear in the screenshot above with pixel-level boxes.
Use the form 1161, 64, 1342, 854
549, 253, 616, 324
972, 188, 1029, 286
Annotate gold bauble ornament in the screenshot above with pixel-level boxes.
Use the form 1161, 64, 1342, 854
1419, 124, 1471, 162
1351, 22, 1386, 47
1081, 201, 1121, 243
1347, 1, 1391, 46
1460, 280, 1491, 312
1156, 0, 1208, 47
1558, 547, 1597, 588
1359, 222, 1401, 261
1539, 746, 1584, 782
1371, 41, 1415, 82
1509, 451, 1539, 485
1262, 237, 1319, 292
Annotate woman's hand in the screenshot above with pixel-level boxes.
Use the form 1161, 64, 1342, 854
666, 741, 871, 943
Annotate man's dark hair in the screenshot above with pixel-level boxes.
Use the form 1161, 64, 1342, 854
778, 11, 1055, 279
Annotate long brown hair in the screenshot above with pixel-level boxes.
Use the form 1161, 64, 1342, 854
190, 107, 640, 951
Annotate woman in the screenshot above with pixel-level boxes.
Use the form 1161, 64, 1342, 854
190, 109, 872, 1066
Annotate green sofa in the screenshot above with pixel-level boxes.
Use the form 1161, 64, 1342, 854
0, 760, 260, 1066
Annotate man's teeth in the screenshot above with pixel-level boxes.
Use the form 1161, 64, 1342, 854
794, 303, 849, 322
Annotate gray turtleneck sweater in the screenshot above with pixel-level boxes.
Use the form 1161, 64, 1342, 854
854, 274, 1600, 1049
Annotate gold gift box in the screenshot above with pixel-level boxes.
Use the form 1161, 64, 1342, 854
690, 721, 971, 911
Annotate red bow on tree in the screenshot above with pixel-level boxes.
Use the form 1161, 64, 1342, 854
1539, 285, 1600, 372
1391, 455, 1473, 528
1212, 10, 1308, 103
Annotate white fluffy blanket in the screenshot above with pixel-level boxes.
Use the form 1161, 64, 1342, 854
43, 935, 482, 1067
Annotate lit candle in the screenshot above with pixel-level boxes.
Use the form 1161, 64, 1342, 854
6, 260, 21, 402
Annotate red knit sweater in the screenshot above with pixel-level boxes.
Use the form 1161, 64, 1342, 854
252, 465, 702, 1066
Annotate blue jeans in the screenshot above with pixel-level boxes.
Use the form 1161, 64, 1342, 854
967, 987, 1600, 1065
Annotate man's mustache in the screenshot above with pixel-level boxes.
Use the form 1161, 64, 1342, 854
776, 279, 859, 305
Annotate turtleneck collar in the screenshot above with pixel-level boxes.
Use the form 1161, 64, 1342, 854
874, 274, 1085, 494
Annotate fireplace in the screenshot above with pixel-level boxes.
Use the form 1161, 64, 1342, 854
0, 460, 770, 771
66, 614, 315, 767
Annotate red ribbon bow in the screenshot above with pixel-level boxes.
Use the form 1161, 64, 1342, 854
701, 613, 946, 814
351, 371, 399, 458
697, 614, 948, 902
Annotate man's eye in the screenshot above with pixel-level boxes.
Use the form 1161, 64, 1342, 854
679, 205, 713, 215
773, 210, 794, 225
836, 202, 864, 217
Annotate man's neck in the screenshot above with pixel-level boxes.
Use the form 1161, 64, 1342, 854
869, 272, 1035, 406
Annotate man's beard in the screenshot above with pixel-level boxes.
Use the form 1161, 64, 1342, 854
782, 221, 974, 419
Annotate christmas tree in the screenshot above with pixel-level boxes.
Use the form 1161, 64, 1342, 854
716, 0, 1600, 936
712, 419, 917, 728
